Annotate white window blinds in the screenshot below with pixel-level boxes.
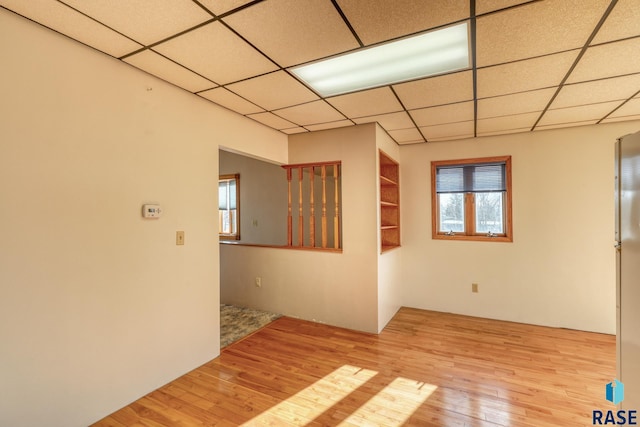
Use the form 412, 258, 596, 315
218, 179, 236, 210
436, 163, 506, 193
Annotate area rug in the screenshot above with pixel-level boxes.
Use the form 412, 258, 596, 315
220, 304, 282, 348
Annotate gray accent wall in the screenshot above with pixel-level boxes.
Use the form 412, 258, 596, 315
219, 149, 288, 246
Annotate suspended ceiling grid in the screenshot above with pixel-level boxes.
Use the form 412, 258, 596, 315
2, 0, 639, 144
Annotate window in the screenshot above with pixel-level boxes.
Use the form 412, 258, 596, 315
219, 174, 239, 240
431, 156, 512, 242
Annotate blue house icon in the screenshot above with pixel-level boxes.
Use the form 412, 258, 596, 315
606, 379, 625, 405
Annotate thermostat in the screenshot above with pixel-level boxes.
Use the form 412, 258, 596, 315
142, 204, 162, 218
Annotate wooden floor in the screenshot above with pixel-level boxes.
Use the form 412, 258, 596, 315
94, 308, 616, 426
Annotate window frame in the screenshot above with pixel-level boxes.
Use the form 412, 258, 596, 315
431, 156, 512, 242
219, 173, 240, 241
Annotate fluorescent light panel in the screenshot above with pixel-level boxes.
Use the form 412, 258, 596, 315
290, 22, 470, 97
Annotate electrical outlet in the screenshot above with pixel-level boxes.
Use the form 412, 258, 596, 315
176, 231, 185, 246
472, 283, 478, 293
255, 277, 262, 287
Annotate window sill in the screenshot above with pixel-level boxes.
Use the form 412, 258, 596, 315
219, 241, 343, 253
432, 234, 512, 243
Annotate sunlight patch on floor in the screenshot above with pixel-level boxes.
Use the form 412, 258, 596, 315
240, 365, 437, 426
337, 377, 437, 426
240, 365, 378, 426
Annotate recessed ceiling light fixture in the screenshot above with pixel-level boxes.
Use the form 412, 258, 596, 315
290, 22, 470, 97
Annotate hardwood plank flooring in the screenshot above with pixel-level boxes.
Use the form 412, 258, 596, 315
93, 308, 616, 426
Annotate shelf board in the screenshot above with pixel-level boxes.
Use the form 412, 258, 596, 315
380, 150, 400, 251
380, 175, 398, 186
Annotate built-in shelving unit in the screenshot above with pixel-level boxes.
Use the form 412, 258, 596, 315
379, 150, 400, 252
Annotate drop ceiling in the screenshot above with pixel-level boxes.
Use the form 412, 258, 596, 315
2, 0, 639, 144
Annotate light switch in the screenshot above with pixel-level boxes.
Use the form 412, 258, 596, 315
176, 231, 185, 245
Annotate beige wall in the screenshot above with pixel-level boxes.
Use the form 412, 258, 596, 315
400, 121, 640, 334
0, 9, 286, 427
219, 149, 288, 245
4, 6, 640, 427
220, 124, 380, 332
376, 126, 403, 331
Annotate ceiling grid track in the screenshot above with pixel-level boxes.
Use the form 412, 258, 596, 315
331, 0, 364, 48
598, 88, 640, 124
530, 0, 620, 131
55, 0, 142, 51
2, 0, 638, 142
470, 0, 478, 139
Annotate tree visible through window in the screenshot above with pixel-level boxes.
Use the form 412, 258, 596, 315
219, 174, 239, 240
431, 156, 512, 242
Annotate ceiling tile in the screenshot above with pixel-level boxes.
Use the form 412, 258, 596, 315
306, 121, 354, 131
478, 127, 533, 137
247, 112, 297, 130
477, 50, 578, 98
336, 0, 469, 46
61, 0, 212, 46
153, 21, 278, 85
477, 112, 540, 134
535, 120, 599, 131
476, 0, 610, 67
281, 127, 308, 135
420, 121, 474, 141
9, 0, 640, 140
552, 74, 640, 109
326, 87, 403, 118
198, 87, 264, 115
352, 112, 415, 130
478, 88, 556, 119
601, 115, 640, 124
567, 38, 640, 83
124, 50, 215, 93
198, 0, 253, 16
397, 140, 425, 146
222, 0, 359, 68
409, 102, 474, 127
476, 0, 532, 15
0, 0, 142, 57
388, 127, 425, 144
274, 101, 346, 126
608, 98, 640, 119
393, 71, 473, 110
226, 71, 318, 111
537, 101, 623, 126
592, 0, 640, 45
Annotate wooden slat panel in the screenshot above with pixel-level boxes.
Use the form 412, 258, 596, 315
309, 166, 315, 248
93, 308, 616, 427
298, 167, 303, 247
286, 168, 292, 246
333, 163, 340, 250
321, 165, 327, 248
282, 161, 340, 250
